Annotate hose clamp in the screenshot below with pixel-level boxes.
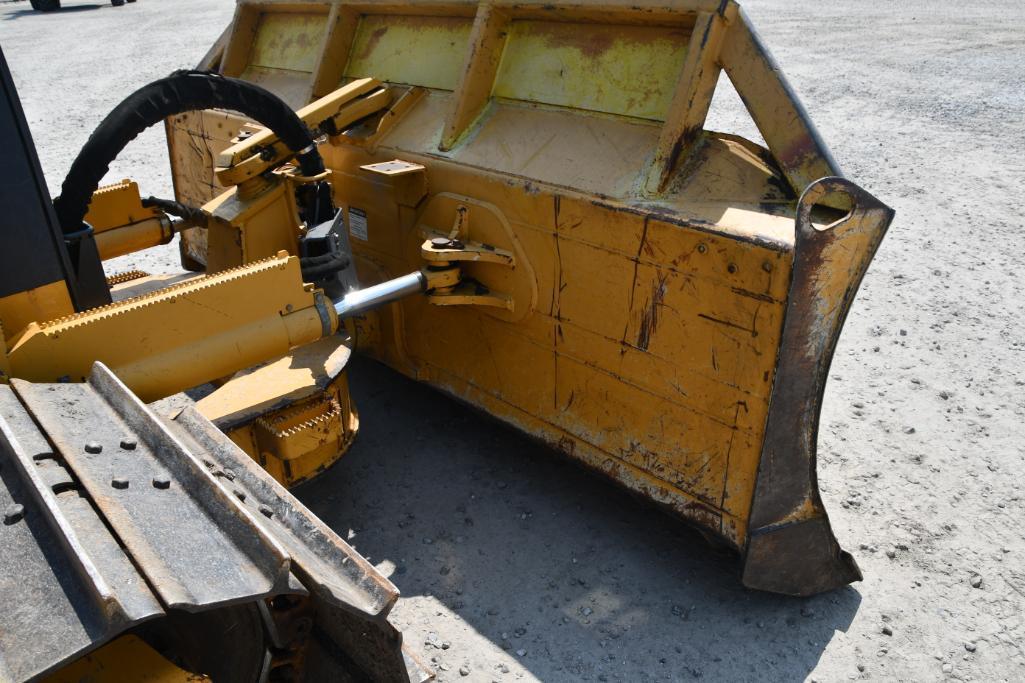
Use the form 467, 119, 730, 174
63, 221, 95, 244
312, 291, 334, 337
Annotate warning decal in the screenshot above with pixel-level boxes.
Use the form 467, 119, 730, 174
348, 207, 369, 241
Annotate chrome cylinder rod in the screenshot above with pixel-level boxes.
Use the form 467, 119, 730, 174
332, 271, 426, 319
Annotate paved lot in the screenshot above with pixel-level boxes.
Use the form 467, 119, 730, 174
2, 0, 1023, 680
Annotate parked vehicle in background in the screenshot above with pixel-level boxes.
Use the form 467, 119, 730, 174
30, 0, 135, 10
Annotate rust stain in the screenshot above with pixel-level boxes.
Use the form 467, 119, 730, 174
358, 26, 390, 60
731, 286, 778, 303
641, 234, 656, 259
636, 272, 668, 352
532, 22, 616, 59
717, 402, 743, 511
619, 216, 650, 353
778, 134, 819, 179
356, 12, 473, 63
552, 194, 563, 318
698, 312, 758, 338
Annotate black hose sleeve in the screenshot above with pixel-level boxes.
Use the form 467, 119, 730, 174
299, 249, 352, 274
55, 69, 324, 236
141, 196, 206, 226
300, 252, 351, 280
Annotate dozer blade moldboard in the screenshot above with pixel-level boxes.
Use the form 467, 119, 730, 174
168, 0, 894, 595
0, 362, 430, 682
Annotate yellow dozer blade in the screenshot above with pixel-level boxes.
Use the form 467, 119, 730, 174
168, 0, 893, 596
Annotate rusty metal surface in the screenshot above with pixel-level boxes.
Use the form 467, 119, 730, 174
166, 0, 892, 596
171, 405, 431, 682
742, 177, 894, 595
0, 385, 163, 682
12, 366, 295, 611
719, 7, 842, 196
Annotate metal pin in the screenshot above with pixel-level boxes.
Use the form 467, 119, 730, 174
111, 477, 129, 489
84, 442, 103, 454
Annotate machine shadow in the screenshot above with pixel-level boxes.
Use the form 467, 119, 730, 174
3, 6, 103, 20
298, 357, 861, 681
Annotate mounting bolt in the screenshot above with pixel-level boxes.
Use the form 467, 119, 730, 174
430, 237, 452, 250
727, 263, 738, 274
697, 243, 707, 254
84, 442, 103, 454
3, 503, 25, 524
223, 468, 236, 482
259, 505, 274, 519
120, 438, 137, 450
111, 477, 129, 489
762, 261, 773, 273
233, 489, 246, 502
152, 476, 171, 490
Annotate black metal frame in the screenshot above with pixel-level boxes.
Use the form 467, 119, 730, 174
0, 45, 109, 310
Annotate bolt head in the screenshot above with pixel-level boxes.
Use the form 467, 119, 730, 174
120, 438, 137, 450
152, 476, 171, 489
430, 237, 452, 250
233, 489, 246, 502
84, 442, 103, 454
259, 505, 274, 519
3, 503, 25, 524
111, 477, 129, 489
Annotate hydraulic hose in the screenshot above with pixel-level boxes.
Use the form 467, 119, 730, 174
142, 196, 207, 226
55, 70, 325, 236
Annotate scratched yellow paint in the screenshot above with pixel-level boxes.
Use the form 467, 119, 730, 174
249, 12, 327, 73
493, 21, 691, 121
344, 15, 473, 91
326, 161, 790, 546
166, 0, 829, 552
166, 102, 792, 549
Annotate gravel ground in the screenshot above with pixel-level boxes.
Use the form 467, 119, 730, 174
2, 1, 1023, 681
